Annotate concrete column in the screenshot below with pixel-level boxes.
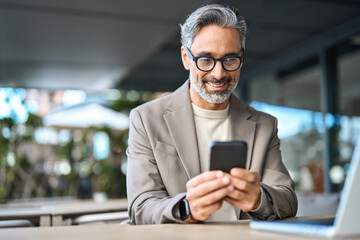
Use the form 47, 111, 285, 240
320, 46, 341, 193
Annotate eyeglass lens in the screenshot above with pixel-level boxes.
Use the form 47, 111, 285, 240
197, 57, 241, 71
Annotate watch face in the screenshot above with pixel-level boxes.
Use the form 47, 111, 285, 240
179, 199, 190, 220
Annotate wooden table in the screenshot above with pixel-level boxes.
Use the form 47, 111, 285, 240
42, 198, 128, 226
0, 198, 127, 226
0, 207, 51, 227
0, 221, 359, 240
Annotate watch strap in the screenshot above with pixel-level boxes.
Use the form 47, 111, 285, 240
179, 198, 199, 223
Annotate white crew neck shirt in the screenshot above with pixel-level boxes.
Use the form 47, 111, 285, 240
191, 103, 237, 221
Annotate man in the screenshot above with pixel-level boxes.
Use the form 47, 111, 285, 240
126, 4, 297, 224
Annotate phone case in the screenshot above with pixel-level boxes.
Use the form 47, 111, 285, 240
209, 141, 247, 172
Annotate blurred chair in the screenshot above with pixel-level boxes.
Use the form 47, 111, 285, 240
72, 211, 129, 225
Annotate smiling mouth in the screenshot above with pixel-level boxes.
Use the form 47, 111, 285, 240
205, 79, 229, 90
207, 81, 226, 87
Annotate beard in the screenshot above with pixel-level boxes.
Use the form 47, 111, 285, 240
189, 69, 238, 104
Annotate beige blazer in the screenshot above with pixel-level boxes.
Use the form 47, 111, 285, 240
126, 80, 297, 224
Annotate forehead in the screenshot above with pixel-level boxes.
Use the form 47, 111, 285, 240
191, 25, 242, 54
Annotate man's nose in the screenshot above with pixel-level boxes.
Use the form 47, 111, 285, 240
210, 61, 227, 79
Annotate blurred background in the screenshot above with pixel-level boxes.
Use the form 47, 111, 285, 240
1, 0, 360, 216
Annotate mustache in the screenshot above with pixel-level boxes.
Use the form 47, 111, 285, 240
202, 77, 231, 84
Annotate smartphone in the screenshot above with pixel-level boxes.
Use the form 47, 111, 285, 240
209, 141, 247, 173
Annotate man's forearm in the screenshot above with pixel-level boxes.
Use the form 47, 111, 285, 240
128, 191, 186, 224
247, 186, 276, 220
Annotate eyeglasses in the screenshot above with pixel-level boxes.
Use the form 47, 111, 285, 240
186, 47, 244, 72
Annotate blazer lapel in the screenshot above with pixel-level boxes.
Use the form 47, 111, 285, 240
163, 81, 200, 179
228, 96, 257, 170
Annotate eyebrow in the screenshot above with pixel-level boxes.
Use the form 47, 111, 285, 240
195, 51, 242, 57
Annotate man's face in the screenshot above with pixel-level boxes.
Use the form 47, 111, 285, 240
181, 25, 243, 109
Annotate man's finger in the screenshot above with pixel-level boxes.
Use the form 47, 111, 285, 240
187, 176, 232, 199
195, 185, 234, 206
225, 191, 261, 212
230, 177, 256, 192
186, 170, 224, 188
230, 168, 260, 183
226, 188, 246, 200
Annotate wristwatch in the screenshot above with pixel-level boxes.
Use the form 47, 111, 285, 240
179, 198, 198, 223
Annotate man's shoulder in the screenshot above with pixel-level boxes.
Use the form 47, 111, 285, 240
135, 92, 172, 112
133, 81, 189, 115
128, 93, 174, 126
248, 104, 277, 123
231, 96, 277, 123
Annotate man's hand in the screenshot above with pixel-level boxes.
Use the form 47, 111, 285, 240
185, 171, 234, 221
225, 168, 262, 212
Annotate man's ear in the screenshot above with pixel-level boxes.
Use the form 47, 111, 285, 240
180, 46, 190, 71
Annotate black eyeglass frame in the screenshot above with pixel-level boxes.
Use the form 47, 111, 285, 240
185, 47, 244, 72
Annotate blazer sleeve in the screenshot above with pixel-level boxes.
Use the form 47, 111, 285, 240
259, 117, 298, 219
126, 108, 185, 224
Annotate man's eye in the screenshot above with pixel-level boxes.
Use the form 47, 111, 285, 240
224, 57, 237, 63
199, 58, 212, 63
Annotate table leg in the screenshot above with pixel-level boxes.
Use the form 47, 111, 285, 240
39, 215, 51, 227
52, 216, 63, 226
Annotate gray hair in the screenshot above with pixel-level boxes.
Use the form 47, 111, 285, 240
180, 4, 247, 50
